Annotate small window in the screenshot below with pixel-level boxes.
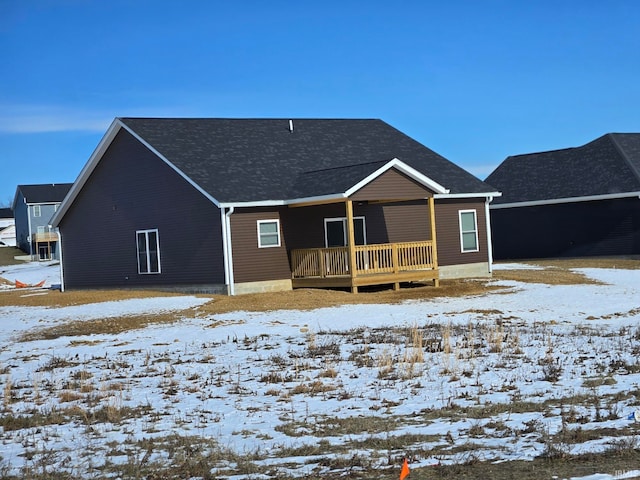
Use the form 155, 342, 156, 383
257, 220, 281, 248
459, 210, 479, 253
137, 229, 161, 274
33, 205, 41, 217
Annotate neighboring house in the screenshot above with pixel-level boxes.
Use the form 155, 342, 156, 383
0, 208, 16, 247
486, 133, 640, 259
12, 183, 73, 260
51, 118, 500, 294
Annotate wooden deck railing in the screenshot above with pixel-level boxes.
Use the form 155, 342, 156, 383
32, 232, 58, 243
291, 241, 435, 279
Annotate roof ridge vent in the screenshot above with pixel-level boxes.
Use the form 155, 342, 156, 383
288, 119, 294, 133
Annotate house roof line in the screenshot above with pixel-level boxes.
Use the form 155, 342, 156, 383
118, 120, 222, 208
12, 183, 73, 211
301, 159, 389, 174
51, 119, 122, 226
434, 192, 501, 200
490, 191, 640, 209
51, 119, 225, 227
608, 133, 640, 185
485, 132, 640, 205
53, 117, 497, 225
219, 189, 502, 209
345, 158, 450, 196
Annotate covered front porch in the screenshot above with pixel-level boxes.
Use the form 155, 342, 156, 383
289, 197, 439, 293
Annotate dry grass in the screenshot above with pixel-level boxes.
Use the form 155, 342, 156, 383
492, 267, 604, 285
521, 256, 640, 270
2, 257, 637, 313
4, 257, 640, 343
493, 257, 640, 285
0, 279, 497, 311
0, 247, 26, 266
0, 288, 185, 308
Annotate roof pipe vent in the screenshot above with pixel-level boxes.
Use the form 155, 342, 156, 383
288, 119, 294, 133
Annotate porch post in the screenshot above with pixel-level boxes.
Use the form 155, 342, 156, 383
428, 196, 440, 287
345, 199, 358, 293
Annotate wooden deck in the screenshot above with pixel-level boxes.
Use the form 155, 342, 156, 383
32, 232, 58, 243
291, 241, 439, 292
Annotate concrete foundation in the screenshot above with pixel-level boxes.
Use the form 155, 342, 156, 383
233, 279, 293, 295
439, 262, 492, 280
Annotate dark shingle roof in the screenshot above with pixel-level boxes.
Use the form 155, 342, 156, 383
0, 208, 12, 219
17, 183, 73, 204
120, 118, 494, 203
485, 134, 640, 205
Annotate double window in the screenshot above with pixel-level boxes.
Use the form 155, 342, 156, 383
257, 220, 281, 248
459, 210, 479, 253
137, 229, 161, 274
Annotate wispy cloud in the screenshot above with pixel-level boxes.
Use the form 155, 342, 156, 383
0, 105, 113, 134
0, 103, 205, 134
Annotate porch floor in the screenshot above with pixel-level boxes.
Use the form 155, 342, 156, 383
291, 268, 439, 292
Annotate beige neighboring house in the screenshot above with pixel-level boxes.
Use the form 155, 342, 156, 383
0, 208, 16, 247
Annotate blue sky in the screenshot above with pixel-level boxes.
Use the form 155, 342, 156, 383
1, 0, 639, 205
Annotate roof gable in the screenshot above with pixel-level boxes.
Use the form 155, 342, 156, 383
13, 183, 72, 210
486, 134, 640, 206
52, 118, 498, 225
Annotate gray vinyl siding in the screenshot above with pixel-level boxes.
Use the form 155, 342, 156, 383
13, 193, 61, 257
490, 197, 640, 259
434, 198, 489, 266
60, 129, 224, 289
13, 192, 29, 254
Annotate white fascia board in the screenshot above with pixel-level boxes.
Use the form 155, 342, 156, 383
490, 191, 640, 209
345, 158, 450, 196
220, 192, 348, 209
119, 122, 221, 208
434, 192, 502, 200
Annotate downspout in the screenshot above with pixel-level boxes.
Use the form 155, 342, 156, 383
57, 228, 65, 292
26, 200, 33, 258
221, 206, 235, 296
485, 196, 494, 274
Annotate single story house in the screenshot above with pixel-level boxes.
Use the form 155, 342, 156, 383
12, 183, 73, 260
51, 118, 500, 294
485, 133, 640, 259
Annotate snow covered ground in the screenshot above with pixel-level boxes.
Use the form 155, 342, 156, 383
0, 262, 639, 479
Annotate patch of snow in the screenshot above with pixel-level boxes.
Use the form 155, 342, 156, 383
0, 262, 639, 478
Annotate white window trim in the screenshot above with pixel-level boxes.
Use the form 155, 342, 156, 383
459, 209, 479, 253
136, 229, 161, 274
33, 205, 41, 217
323, 216, 367, 247
257, 219, 281, 248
